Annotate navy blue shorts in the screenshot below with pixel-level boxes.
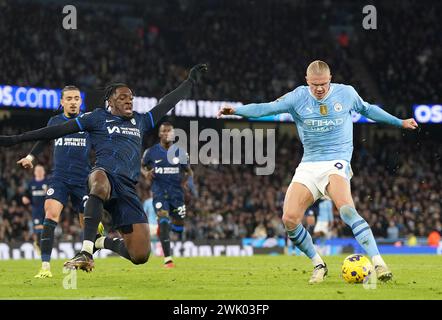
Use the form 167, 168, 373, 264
96, 169, 147, 230
45, 178, 88, 213
153, 193, 186, 222
32, 208, 45, 227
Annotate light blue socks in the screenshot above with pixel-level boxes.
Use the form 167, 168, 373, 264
339, 205, 380, 258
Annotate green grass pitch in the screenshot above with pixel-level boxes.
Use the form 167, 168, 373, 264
0, 255, 441, 300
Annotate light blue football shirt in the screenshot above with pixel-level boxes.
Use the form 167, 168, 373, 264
234, 84, 403, 162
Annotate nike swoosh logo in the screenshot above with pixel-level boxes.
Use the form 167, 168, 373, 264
105, 119, 116, 123
155, 160, 162, 163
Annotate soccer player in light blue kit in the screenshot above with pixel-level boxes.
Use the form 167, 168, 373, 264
313, 199, 334, 239
218, 60, 418, 283
143, 191, 159, 241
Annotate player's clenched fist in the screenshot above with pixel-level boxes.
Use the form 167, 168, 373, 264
187, 63, 208, 84
402, 118, 419, 130
217, 104, 236, 118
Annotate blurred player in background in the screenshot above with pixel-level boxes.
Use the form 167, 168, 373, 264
16, 86, 103, 278
304, 208, 316, 235
218, 60, 418, 283
313, 199, 334, 240
142, 122, 194, 268
143, 190, 158, 241
21, 164, 48, 256
0, 63, 207, 272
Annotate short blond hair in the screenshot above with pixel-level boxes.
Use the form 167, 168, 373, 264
306, 60, 330, 76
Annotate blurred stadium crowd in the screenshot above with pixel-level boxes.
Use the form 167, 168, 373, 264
1, 0, 440, 105
0, 0, 441, 245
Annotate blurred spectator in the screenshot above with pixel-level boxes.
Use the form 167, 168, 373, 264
427, 230, 441, 247
337, 32, 349, 48
407, 233, 418, 246
252, 222, 267, 239
387, 221, 399, 241
305, 210, 316, 235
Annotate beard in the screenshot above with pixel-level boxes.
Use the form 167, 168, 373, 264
121, 114, 134, 120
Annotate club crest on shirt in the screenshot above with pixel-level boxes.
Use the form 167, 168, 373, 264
334, 103, 343, 112
131, 118, 136, 125
334, 162, 343, 169
319, 104, 328, 116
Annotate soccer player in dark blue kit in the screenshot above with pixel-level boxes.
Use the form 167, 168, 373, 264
0, 64, 208, 272
17, 86, 103, 278
142, 122, 194, 268
21, 164, 48, 257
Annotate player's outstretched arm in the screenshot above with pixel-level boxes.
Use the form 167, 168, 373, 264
360, 104, 418, 130
17, 140, 50, 169
150, 63, 208, 125
18, 116, 55, 168
218, 101, 289, 119
352, 87, 418, 130
217, 92, 294, 119
0, 120, 80, 147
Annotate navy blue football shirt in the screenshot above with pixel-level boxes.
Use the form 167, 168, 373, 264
142, 143, 189, 196
76, 108, 154, 183
28, 178, 48, 214
47, 114, 91, 185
